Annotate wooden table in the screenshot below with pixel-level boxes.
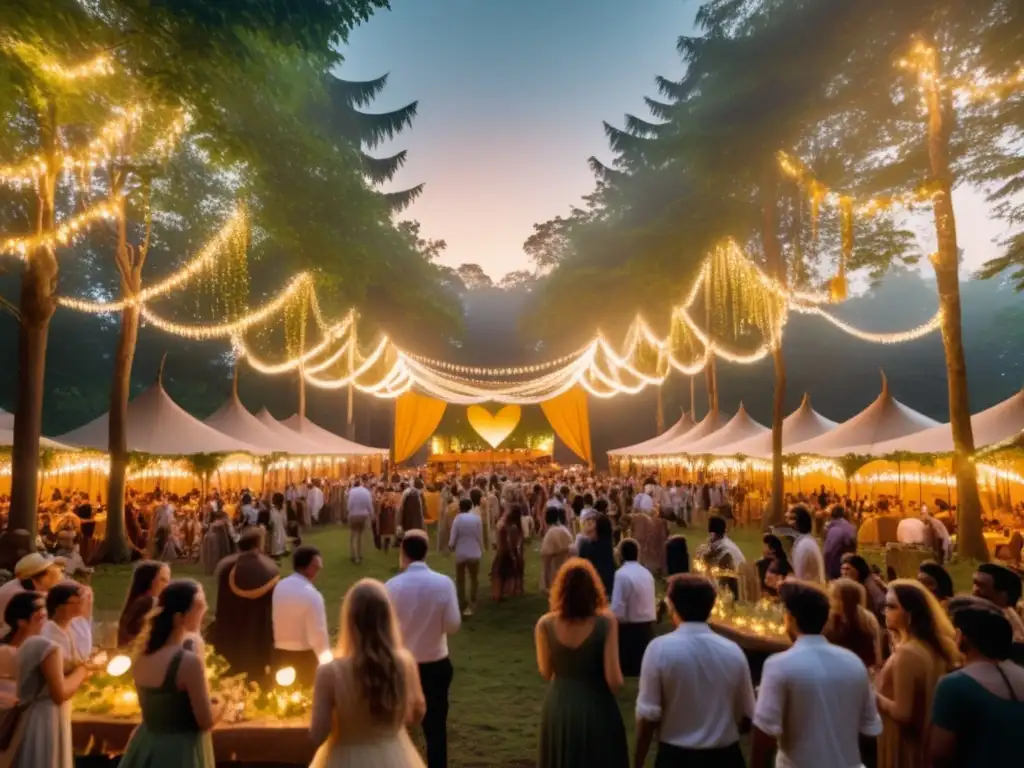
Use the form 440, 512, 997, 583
73, 715, 314, 766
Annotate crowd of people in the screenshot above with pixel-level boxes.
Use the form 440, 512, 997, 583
0, 467, 1021, 768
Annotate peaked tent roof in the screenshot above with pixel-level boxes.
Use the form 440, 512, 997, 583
0, 428, 77, 452
720, 394, 839, 459
861, 387, 1024, 456
649, 411, 731, 456
254, 409, 332, 455
608, 411, 696, 456
206, 394, 322, 455
56, 379, 266, 456
281, 414, 387, 456
0, 409, 13, 430
682, 403, 770, 456
786, 372, 940, 457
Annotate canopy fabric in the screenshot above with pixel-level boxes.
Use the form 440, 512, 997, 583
608, 411, 696, 456
0, 428, 77, 452
256, 408, 327, 455
680, 404, 769, 456
721, 394, 839, 459
0, 409, 13, 430
861, 388, 1024, 456
205, 395, 320, 455
393, 391, 447, 464
539, 385, 593, 466
786, 373, 940, 457
648, 411, 731, 455
57, 380, 266, 456
281, 414, 387, 456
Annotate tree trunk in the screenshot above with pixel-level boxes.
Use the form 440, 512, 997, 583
7, 104, 60, 538
100, 300, 140, 563
689, 375, 696, 419
346, 315, 356, 440
762, 167, 787, 528
655, 386, 665, 434
923, 41, 987, 561
704, 280, 719, 417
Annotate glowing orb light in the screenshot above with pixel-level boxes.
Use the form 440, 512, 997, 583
106, 655, 132, 677
275, 667, 296, 687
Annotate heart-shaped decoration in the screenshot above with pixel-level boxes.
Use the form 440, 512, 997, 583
466, 404, 522, 449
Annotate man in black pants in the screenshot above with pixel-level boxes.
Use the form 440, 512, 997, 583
386, 530, 461, 767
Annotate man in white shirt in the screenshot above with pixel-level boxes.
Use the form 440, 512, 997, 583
271, 545, 330, 686
633, 489, 654, 513
753, 581, 882, 768
386, 531, 460, 768
448, 498, 484, 617
579, 492, 598, 524
787, 506, 825, 583
346, 478, 374, 564
611, 539, 656, 677
306, 480, 325, 525
635, 574, 754, 768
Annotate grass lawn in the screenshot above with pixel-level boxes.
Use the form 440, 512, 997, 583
86, 523, 977, 767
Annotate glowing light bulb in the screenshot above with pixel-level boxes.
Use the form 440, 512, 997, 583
106, 655, 132, 677
275, 666, 296, 687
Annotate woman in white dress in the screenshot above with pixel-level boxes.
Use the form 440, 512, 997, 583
3, 592, 90, 768
309, 579, 425, 768
268, 493, 288, 558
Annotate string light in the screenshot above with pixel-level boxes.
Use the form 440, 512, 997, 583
58, 208, 247, 313
148, 110, 192, 160
897, 40, 1024, 104
139, 273, 314, 339
789, 302, 943, 344
0, 107, 144, 187
1, 195, 123, 258
2, 39, 115, 82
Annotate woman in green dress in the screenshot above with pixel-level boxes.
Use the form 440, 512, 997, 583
534, 557, 628, 768
118, 579, 219, 768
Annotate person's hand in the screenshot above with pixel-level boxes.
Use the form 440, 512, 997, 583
210, 695, 227, 724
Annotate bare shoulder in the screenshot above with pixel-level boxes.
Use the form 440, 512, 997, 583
535, 612, 555, 631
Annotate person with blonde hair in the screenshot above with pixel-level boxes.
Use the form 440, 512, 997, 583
824, 578, 883, 673
875, 579, 960, 768
309, 579, 425, 768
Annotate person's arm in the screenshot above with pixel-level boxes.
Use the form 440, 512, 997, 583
448, 516, 460, 550
633, 641, 661, 768
534, 615, 553, 680
402, 652, 427, 726
875, 649, 920, 727
751, 660, 784, 768
927, 677, 961, 768
442, 578, 461, 636
309, 662, 336, 746
178, 650, 219, 731
306, 592, 332, 660
610, 572, 629, 622
40, 645, 88, 704
601, 613, 624, 693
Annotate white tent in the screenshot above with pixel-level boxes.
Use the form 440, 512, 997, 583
608, 411, 696, 456
680, 403, 769, 456
254, 408, 331, 455
786, 373, 940, 457
205, 394, 322, 455
57, 378, 266, 456
0, 409, 13, 430
720, 394, 839, 459
650, 411, 731, 456
281, 414, 387, 456
857, 388, 1024, 456
0, 428, 77, 452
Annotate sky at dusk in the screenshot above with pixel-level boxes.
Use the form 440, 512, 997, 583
343, 0, 1008, 282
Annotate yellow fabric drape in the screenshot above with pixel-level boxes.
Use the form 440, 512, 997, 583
540, 385, 593, 466
393, 391, 447, 464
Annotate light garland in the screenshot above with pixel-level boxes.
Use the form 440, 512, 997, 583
790, 302, 943, 344
0, 195, 123, 258
140, 273, 314, 340
0, 107, 144, 187
58, 208, 247, 313
897, 40, 1024, 103
2, 39, 115, 82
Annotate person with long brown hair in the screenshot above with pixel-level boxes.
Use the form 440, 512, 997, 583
874, 579, 960, 768
535, 558, 627, 768
309, 579, 425, 768
117, 562, 171, 649
824, 578, 883, 673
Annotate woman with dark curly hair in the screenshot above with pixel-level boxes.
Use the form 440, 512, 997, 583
535, 558, 627, 768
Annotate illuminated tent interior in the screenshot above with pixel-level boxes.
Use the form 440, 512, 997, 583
281, 414, 387, 476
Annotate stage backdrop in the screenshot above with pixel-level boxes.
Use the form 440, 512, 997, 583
393, 391, 447, 464
393, 385, 592, 467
